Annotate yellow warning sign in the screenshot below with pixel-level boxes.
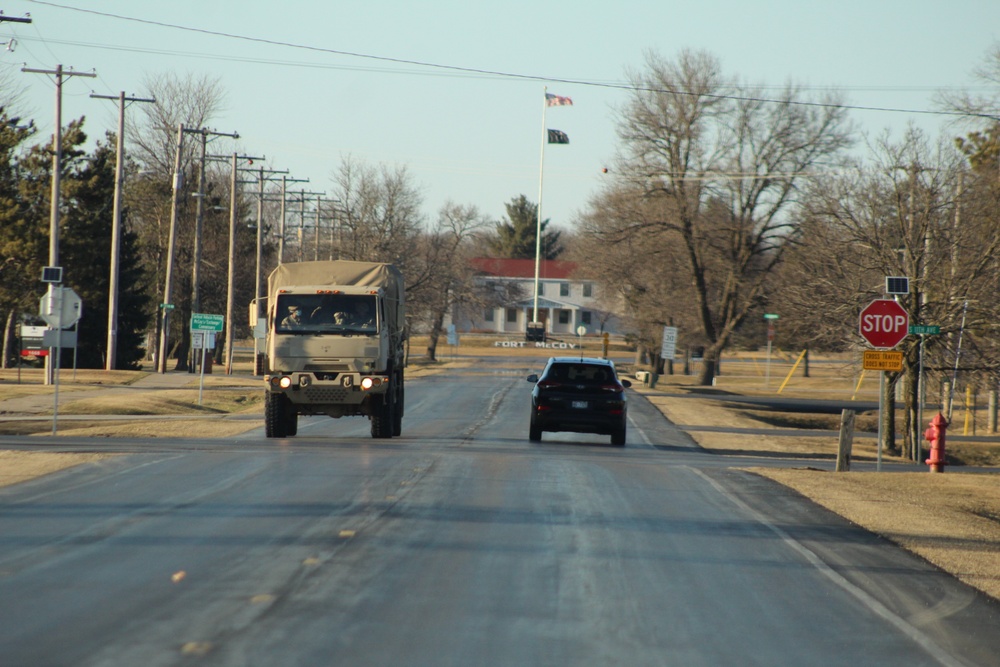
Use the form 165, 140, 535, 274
863, 350, 904, 372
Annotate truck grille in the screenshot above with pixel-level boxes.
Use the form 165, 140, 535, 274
301, 386, 351, 403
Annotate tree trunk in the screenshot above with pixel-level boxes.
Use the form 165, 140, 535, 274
426, 310, 445, 362
902, 362, 919, 461
2, 310, 15, 369
697, 352, 717, 386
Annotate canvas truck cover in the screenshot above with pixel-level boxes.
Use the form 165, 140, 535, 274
267, 260, 404, 331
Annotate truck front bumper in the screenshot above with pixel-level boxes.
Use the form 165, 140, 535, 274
266, 371, 389, 406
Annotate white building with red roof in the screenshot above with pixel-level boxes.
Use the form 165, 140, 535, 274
450, 258, 623, 338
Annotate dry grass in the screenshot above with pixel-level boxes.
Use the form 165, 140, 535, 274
58, 389, 262, 416
0, 450, 114, 487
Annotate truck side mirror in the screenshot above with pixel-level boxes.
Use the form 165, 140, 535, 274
248, 297, 267, 327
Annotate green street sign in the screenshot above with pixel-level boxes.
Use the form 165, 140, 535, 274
763, 313, 779, 320
908, 324, 940, 335
191, 313, 225, 332
160, 303, 175, 310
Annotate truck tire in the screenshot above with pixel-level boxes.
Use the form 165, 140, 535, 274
611, 427, 626, 447
265, 392, 288, 438
371, 394, 394, 439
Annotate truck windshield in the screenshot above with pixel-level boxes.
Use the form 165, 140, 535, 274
275, 294, 378, 335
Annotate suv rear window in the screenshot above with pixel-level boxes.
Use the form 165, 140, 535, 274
545, 363, 614, 384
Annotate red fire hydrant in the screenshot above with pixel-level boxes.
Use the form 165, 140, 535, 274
924, 413, 948, 473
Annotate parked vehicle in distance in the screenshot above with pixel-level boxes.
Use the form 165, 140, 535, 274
527, 357, 631, 446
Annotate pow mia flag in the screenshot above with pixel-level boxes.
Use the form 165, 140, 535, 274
547, 129, 569, 144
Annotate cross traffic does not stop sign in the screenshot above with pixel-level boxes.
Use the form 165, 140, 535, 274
859, 299, 908, 349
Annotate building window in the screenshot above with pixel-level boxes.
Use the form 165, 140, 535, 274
506, 308, 518, 323
484, 308, 494, 322
560, 282, 570, 297
558, 309, 570, 324
583, 283, 593, 298
582, 311, 592, 325
537, 282, 545, 296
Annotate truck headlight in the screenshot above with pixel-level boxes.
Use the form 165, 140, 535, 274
361, 377, 374, 390
278, 376, 292, 389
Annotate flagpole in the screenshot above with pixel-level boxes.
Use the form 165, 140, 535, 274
533, 87, 547, 326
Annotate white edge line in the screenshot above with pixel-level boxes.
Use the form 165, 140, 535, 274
690, 466, 971, 667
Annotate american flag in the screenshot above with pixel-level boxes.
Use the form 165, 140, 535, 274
545, 93, 573, 107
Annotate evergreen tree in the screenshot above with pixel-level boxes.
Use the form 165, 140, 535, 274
61, 135, 151, 368
0, 109, 38, 366
488, 195, 562, 259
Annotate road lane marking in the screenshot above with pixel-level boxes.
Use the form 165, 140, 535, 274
180, 642, 213, 656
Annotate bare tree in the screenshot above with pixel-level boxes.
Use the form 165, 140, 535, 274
406, 201, 489, 360
576, 183, 696, 367
331, 155, 423, 267
127, 72, 227, 175
0, 66, 29, 117
589, 49, 853, 384
784, 127, 999, 458
123, 72, 235, 369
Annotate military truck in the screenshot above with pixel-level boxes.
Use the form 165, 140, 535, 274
253, 260, 405, 439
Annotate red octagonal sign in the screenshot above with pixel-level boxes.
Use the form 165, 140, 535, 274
859, 299, 909, 349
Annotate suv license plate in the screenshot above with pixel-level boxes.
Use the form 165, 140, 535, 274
571, 401, 588, 409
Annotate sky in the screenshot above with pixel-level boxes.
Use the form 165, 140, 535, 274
2, 0, 999, 234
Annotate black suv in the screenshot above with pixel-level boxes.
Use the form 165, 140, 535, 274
527, 357, 631, 446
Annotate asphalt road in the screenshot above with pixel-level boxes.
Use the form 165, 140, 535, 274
1, 366, 998, 667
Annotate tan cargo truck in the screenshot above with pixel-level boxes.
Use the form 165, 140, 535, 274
253, 260, 405, 438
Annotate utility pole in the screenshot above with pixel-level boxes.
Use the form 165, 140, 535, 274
22, 65, 96, 269
191, 129, 239, 314
187, 129, 239, 373
217, 152, 265, 375
279, 175, 309, 264
158, 129, 241, 374
236, 165, 289, 305
90, 92, 155, 371
157, 124, 185, 373
290, 189, 325, 261
311, 197, 339, 261
23, 64, 96, 384
0, 13, 32, 23
327, 200, 343, 260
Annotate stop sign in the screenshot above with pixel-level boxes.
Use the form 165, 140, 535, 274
859, 299, 908, 348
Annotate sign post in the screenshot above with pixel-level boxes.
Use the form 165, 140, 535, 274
39, 285, 83, 434
859, 299, 909, 471
191, 313, 224, 404
660, 326, 677, 362
909, 324, 940, 464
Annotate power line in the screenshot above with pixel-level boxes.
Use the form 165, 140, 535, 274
20, 0, 989, 121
